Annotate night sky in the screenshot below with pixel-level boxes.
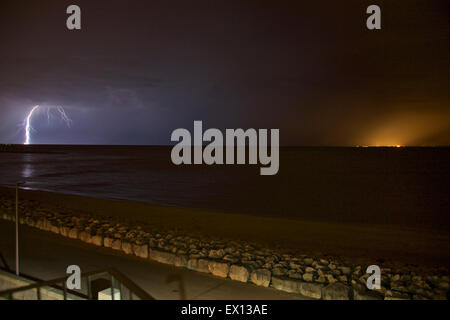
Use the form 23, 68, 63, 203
0, 0, 448, 145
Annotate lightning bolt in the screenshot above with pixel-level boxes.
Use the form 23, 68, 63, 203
24, 105, 39, 145
23, 105, 72, 145
56, 106, 72, 128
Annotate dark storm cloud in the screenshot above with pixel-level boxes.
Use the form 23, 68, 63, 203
0, 0, 449, 145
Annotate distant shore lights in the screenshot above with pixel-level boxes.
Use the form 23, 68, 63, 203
356, 145, 403, 148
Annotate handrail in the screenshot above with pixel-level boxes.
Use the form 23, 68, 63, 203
0, 267, 155, 300
0, 266, 87, 300
107, 268, 155, 300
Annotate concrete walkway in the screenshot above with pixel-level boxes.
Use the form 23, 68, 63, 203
0, 220, 306, 300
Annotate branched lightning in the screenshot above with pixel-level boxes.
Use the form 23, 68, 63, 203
24, 105, 39, 145
23, 105, 72, 145
56, 106, 73, 128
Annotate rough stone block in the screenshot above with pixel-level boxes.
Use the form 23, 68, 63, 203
299, 282, 323, 299
133, 244, 149, 259
78, 231, 91, 243
271, 277, 301, 293
103, 237, 113, 248
208, 261, 229, 278
111, 239, 122, 250
187, 258, 198, 271
229, 265, 249, 282
352, 282, 383, 300
60, 226, 70, 237
49, 224, 60, 234
250, 269, 271, 287
208, 249, 224, 259
322, 282, 351, 300
173, 255, 188, 268
187, 259, 210, 273
149, 250, 176, 265
354, 290, 384, 300
90, 235, 103, 247
384, 290, 410, 300
121, 241, 133, 255
68, 228, 79, 239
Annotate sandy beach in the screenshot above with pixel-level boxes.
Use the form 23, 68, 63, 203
1, 186, 448, 273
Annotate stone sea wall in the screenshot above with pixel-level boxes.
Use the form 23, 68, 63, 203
0, 197, 448, 300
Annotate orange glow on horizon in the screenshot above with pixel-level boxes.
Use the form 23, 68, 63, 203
362, 111, 449, 147
356, 145, 403, 147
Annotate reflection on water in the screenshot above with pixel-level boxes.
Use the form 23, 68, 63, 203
21, 154, 34, 179
0, 146, 449, 230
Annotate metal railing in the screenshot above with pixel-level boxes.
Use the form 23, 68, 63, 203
0, 267, 155, 300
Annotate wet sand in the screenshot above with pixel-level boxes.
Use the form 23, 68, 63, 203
1, 186, 448, 272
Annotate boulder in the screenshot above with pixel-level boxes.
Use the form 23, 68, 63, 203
208, 261, 229, 278
271, 277, 301, 293
34, 219, 44, 229
197, 259, 211, 273
149, 250, 175, 264
390, 281, 408, 292
90, 235, 103, 246
322, 282, 351, 300
60, 226, 70, 237
149, 250, 186, 267
354, 289, 384, 300
78, 231, 91, 243
299, 282, 323, 299
288, 270, 303, 280
133, 244, 148, 259
187, 258, 210, 273
103, 237, 113, 248
229, 265, 249, 282
326, 274, 337, 284
187, 258, 198, 271
41, 218, 51, 231
250, 269, 271, 287
111, 239, 122, 250
49, 224, 60, 234
338, 275, 348, 283
208, 249, 224, 259
303, 273, 314, 282
384, 290, 410, 300
68, 228, 79, 239
173, 255, 188, 268
272, 267, 288, 277
339, 266, 352, 275
223, 255, 239, 264
121, 241, 133, 255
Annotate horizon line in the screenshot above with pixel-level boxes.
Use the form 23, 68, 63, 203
1, 143, 449, 148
